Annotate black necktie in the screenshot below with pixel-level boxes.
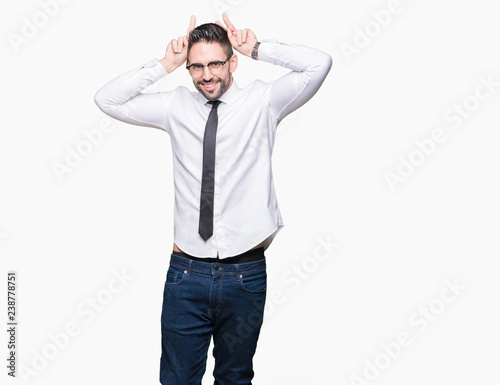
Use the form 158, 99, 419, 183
198, 100, 221, 241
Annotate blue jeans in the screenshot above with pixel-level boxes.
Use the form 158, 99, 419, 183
159, 252, 267, 385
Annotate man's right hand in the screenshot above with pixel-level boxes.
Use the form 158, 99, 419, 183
159, 15, 196, 73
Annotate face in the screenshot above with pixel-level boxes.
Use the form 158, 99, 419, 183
187, 42, 238, 101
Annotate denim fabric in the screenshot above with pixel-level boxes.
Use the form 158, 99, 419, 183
160, 252, 267, 385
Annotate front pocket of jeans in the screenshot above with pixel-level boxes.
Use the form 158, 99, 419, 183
164, 265, 186, 286
240, 269, 267, 294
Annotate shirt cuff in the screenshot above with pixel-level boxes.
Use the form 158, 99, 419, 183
141, 58, 168, 80
255, 39, 282, 62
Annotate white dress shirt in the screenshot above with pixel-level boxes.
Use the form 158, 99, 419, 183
94, 39, 332, 258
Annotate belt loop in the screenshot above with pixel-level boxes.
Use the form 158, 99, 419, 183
236, 264, 241, 281
184, 259, 192, 276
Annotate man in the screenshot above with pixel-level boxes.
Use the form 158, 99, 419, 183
94, 12, 332, 385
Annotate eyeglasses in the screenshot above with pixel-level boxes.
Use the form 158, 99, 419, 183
186, 57, 231, 76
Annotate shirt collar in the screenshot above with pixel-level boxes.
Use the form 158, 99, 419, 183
198, 78, 240, 106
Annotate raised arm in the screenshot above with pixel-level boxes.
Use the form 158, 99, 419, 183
216, 12, 333, 124
258, 40, 332, 123
93, 16, 197, 132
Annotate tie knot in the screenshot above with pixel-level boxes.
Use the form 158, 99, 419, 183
207, 100, 221, 109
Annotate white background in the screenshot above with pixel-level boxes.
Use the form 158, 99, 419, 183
1, 0, 499, 384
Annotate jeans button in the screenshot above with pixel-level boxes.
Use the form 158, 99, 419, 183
214, 265, 219, 271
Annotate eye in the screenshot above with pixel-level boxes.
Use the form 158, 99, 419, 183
209, 62, 223, 68
192, 64, 204, 70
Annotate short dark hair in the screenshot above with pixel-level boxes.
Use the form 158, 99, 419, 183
187, 23, 233, 62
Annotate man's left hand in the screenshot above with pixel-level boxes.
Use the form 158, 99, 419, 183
216, 12, 258, 58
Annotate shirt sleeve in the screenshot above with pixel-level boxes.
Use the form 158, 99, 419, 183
257, 39, 333, 124
93, 58, 171, 134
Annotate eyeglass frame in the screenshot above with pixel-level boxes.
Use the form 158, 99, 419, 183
186, 56, 232, 74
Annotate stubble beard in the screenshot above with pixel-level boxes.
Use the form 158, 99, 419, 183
194, 71, 232, 101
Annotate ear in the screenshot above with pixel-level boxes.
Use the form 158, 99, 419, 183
229, 53, 238, 73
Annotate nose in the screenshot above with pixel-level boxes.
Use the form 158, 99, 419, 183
202, 65, 213, 80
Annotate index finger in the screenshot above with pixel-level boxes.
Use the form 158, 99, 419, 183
187, 15, 196, 35
222, 12, 236, 32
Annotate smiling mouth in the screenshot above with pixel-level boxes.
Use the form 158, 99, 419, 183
200, 81, 218, 91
